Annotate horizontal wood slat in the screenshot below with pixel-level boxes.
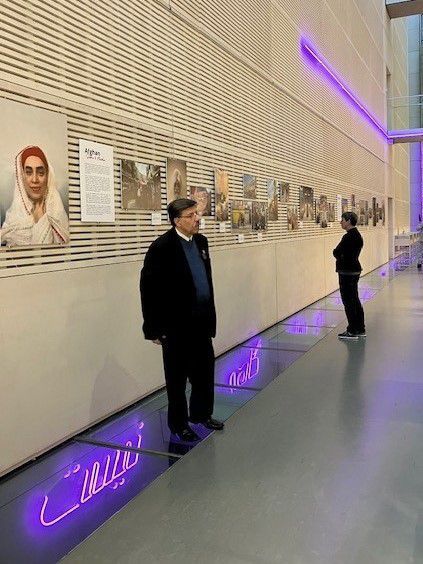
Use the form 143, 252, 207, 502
0, 0, 409, 276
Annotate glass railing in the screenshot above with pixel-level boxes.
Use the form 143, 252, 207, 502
387, 95, 423, 131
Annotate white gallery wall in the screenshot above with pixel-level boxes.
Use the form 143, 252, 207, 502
0, 0, 410, 475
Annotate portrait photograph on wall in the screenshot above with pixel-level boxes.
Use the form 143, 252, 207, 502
299, 186, 314, 221
267, 179, 278, 221
318, 195, 328, 228
243, 174, 257, 199
231, 199, 252, 231
342, 198, 348, 214
358, 200, 366, 225
214, 168, 229, 222
189, 186, 212, 217
121, 160, 161, 210
373, 198, 384, 226
279, 181, 290, 204
328, 202, 336, 223
252, 201, 267, 230
166, 158, 187, 203
287, 204, 299, 230
351, 194, 356, 213
0, 99, 69, 247
371, 197, 377, 226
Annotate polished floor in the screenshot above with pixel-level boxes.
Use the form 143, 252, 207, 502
1, 256, 422, 563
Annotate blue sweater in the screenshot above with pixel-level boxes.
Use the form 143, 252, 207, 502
180, 238, 211, 303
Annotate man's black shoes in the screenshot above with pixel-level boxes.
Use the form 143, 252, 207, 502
172, 419, 225, 442
191, 417, 224, 430
172, 427, 200, 442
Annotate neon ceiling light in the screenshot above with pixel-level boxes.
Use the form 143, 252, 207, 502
300, 38, 423, 143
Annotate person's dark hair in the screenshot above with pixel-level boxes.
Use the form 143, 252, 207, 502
167, 198, 197, 226
341, 211, 358, 226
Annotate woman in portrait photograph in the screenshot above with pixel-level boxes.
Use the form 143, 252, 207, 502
1, 145, 69, 246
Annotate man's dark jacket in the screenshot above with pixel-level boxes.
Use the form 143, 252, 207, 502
140, 228, 216, 340
333, 227, 363, 273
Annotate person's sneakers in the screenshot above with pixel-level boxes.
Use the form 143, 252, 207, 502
190, 417, 225, 430
338, 331, 359, 340
356, 331, 366, 338
172, 427, 201, 442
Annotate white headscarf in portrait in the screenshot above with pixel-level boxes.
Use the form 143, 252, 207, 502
1, 146, 69, 246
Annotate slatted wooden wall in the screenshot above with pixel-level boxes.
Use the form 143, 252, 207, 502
0, 0, 409, 277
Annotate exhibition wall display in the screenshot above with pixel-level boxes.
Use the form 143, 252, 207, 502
0, 0, 409, 476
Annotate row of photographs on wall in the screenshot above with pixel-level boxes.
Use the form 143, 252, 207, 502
122, 158, 385, 231
0, 98, 385, 248
230, 196, 385, 232
121, 157, 291, 222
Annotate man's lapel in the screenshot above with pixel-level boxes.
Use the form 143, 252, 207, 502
170, 228, 194, 284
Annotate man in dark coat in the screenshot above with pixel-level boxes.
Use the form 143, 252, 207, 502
333, 211, 366, 340
140, 198, 224, 442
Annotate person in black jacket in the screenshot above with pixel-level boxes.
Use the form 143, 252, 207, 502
333, 211, 366, 340
140, 198, 224, 442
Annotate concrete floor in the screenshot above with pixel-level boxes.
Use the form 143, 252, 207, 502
64, 266, 423, 564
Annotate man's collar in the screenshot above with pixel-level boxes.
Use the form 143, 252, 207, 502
175, 227, 193, 242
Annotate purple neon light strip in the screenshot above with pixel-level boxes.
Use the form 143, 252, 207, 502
300, 38, 423, 143
300, 39, 387, 138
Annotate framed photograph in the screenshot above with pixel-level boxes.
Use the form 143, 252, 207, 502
267, 179, 278, 221
341, 198, 348, 214
252, 201, 267, 230
279, 181, 290, 204
299, 186, 314, 221
243, 174, 257, 199
0, 99, 69, 247
190, 186, 212, 217
121, 160, 161, 210
231, 199, 252, 231
214, 168, 229, 221
358, 200, 366, 225
287, 204, 299, 230
166, 158, 187, 203
318, 195, 328, 228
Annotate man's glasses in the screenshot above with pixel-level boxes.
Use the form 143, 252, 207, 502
179, 212, 200, 219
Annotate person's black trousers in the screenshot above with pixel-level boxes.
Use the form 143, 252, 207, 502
161, 334, 215, 433
338, 273, 365, 334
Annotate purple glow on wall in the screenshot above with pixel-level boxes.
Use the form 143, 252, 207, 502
301, 38, 423, 145
300, 38, 388, 141
39, 423, 144, 528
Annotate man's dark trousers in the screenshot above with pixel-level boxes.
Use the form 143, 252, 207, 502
338, 273, 365, 334
161, 333, 215, 433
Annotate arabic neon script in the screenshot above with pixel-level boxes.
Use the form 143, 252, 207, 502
40, 430, 143, 527
228, 345, 260, 387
